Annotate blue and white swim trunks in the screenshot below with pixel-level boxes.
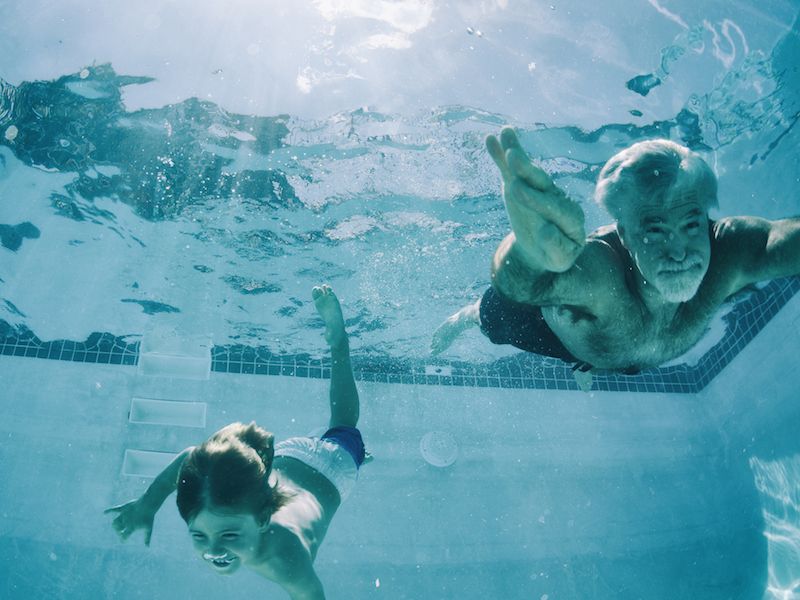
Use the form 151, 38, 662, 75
274, 426, 366, 501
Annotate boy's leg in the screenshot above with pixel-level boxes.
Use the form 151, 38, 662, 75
313, 285, 359, 428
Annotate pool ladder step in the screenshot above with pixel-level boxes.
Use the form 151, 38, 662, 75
123, 397, 207, 478
138, 332, 212, 380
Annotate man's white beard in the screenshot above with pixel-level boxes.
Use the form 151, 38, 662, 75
651, 258, 706, 303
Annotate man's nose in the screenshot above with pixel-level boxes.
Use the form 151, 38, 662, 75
665, 233, 687, 261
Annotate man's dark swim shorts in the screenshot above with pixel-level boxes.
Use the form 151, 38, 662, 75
478, 286, 578, 362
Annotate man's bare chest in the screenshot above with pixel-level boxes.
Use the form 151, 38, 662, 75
543, 301, 718, 371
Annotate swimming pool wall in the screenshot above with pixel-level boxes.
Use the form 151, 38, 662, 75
1, 289, 797, 599
2, 276, 798, 395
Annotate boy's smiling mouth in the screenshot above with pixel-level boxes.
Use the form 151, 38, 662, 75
204, 553, 237, 569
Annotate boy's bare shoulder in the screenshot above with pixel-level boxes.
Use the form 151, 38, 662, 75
256, 525, 324, 596
256, 522, 310, 573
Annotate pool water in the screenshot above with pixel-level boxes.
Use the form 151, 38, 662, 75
1, 1, 799, 598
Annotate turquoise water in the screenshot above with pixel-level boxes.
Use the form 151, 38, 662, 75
1, 1, 799, 598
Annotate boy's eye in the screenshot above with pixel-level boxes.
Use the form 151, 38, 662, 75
222, 533, 239, 540
191, 533, 206, 541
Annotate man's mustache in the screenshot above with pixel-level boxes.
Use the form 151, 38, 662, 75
658, 255, 705, 273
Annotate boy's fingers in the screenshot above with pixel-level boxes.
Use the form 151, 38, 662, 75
145, 529, 152, 546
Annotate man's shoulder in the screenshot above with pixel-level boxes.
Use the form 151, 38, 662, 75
711, 215, 769, 240
562, 228, 632, 293
588, 223, 620, 242
710, 216, 772, 256
582, 224, 629, 269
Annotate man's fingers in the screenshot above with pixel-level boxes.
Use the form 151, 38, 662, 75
540, 224, 584, 272
507, 180, 585, 245
145, 528, 152, 546
486, 135, 511, 180
498, 126, 562, 195
499, 126, 524, 153
506, 147, 553, 191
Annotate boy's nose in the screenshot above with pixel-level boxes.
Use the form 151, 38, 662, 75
204, 544, 227, 559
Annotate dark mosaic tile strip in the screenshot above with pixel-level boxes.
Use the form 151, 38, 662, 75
1, 277, 798, 392
691, 277, 800, 389
0, 323, 140, 366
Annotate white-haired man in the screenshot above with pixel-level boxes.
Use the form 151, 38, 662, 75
432, 128, 800, 373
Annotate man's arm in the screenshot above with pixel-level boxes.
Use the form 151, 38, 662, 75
486, 127, 588, 304
492, 232, 625, 309
105, 447, 194, 545
718, 216, 800, 288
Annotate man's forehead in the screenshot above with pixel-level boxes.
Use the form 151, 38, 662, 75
634, 200, 707, 223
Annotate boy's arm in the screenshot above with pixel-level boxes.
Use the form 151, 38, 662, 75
269, 534, 327, 600
105, 446, 194, 545
282, 568, 326, 600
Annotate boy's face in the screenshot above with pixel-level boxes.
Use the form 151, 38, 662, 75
188, 507, 267, 575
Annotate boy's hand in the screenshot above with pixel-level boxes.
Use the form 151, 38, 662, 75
105, 499, 156, 546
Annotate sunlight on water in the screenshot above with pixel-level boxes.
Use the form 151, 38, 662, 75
750, 455, 800, 599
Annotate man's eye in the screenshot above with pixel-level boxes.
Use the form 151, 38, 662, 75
646, 227, 665, 235
685, 222, 700, 232
192, 534, 206, 541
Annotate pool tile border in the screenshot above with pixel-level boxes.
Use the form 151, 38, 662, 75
1, 277, 798, 394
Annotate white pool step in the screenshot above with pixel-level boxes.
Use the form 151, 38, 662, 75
138, 331, 212, 379
122, 449, 179, 478
129, 397, 207, 428
122, 393, 208, 478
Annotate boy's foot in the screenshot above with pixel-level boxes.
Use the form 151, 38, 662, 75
312, 284, 347, 347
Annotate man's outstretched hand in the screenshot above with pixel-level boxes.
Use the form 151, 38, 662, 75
486, 127, 586, 272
